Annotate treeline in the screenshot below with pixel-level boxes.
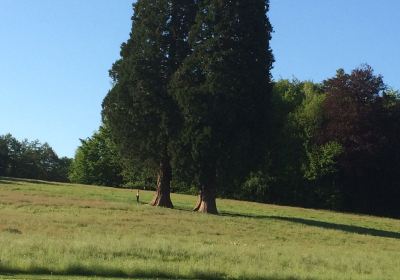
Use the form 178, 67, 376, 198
70, 65, 400, 218
266, 66, 400, 218
68, 127, 123, 186
69, 0, 400, 217
0, 134, 71, 182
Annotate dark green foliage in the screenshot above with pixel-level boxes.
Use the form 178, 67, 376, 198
381, 89, 400, 216
69, 126, 123, 187
0, 134, 71, 182
260, 80, 342, 209
56, 157, 73, 182
170, 0, 274, 205
238, 69, 400, 218
102, 0, 196, 189
254, 68, 398, 217
103, 0, 174, 166
0, 137, 10, 176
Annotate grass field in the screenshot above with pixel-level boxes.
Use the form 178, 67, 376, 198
0, 177, 399, 280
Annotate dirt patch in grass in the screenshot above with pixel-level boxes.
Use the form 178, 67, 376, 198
0, 191, 124, 210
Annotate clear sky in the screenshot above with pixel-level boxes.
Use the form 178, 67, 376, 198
1, 0, 399, 158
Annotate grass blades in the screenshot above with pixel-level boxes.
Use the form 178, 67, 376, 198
0, 177, 399, 279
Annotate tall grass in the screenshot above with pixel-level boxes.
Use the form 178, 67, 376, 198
0, 177, 399, 279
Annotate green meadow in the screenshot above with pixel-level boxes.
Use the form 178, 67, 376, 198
0, 177, 399, 280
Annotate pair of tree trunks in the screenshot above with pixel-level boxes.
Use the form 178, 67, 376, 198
149, 159, 218, 214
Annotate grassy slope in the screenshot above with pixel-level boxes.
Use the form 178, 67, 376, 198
0, 177, 399, 280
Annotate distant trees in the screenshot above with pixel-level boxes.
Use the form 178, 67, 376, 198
245, 66, 400, 218
381, 89, 400, 217
318, 65, 400, 216
102, 0, 197, 208
0, 134, 71, 182
0, 136, 10, 176
170, 0, 274, 213
69, 126, 123, 187
264, 80, 342, 209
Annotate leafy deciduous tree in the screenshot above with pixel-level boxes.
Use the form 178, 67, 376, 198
320, 65, 389, 214
0, 134, 71, 182
69, 126, 123, 187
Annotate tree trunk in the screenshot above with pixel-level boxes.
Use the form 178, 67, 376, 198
193, 186, 218, 215
150, 158, 173, 208
193, 190, 203, 212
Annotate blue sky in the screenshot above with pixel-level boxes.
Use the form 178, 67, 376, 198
1, 0, 399, 158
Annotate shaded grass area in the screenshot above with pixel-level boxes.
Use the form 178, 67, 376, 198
0, 274, 300, 280
0, 177, 400, 280
0, 265, 227, 280
274, 216, 400, 239
0, 177, 60, 186
221, 212, 400, 239
0, 262, 297, 280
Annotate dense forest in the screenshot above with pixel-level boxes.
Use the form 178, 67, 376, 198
2, 0, 399, 218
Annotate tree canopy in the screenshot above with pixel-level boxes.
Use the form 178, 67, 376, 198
0, 134, 71, 182
102, 0, 197, 208
69, 126, 123, 187
318, 65, 400, 216
170, 0, 274, 213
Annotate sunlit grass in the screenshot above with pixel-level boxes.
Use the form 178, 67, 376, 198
0, 177, 399, 279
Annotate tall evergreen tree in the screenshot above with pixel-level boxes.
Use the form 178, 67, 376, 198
102, 0, 196, 207
170, 0, 274, 213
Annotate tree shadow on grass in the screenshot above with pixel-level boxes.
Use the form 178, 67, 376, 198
220, 211, 400, 240
174, 205, 194, 212
137, 204, 400, 240
0, 179, 16, 185
0, 265, 300, 280
0, 177, 59, 186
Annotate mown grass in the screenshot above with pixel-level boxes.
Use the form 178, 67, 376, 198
0, 177, 399, 280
